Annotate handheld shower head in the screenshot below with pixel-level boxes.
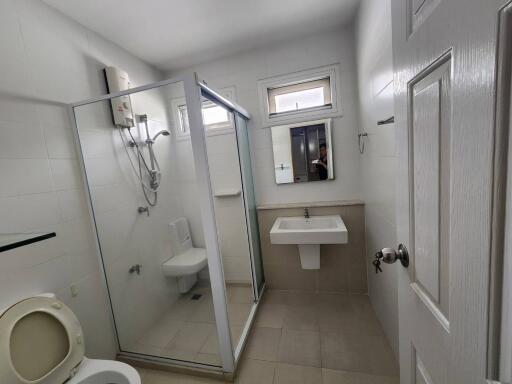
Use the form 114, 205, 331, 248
152, 130, 170, 141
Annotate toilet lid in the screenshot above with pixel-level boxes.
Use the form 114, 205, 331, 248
0, 297, 85, 384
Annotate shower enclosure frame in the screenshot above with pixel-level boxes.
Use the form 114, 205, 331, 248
67, 72, 262, 375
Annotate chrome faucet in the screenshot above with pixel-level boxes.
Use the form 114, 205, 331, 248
304, 207, 310, 219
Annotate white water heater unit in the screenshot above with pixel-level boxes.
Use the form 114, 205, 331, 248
104, 66, 134, 128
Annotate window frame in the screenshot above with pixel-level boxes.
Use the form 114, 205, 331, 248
258, 64, 342, 127
171, 87, 236, 140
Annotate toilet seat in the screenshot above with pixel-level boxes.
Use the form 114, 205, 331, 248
0, 296, 85, 384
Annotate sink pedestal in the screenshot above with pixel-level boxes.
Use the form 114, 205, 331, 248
298, 244, 320, 269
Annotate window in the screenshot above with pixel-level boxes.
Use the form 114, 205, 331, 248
258, 64, 342, 126
268, 77, 332, 114
201, 101, 231, 127
172, 88, 235, 137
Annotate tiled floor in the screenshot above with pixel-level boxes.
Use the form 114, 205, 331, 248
128, 284, 253, 366
136, 289, 399, 383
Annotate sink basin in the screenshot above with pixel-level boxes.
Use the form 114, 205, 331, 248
270, 215, 348, 244
270, 215, 348, 269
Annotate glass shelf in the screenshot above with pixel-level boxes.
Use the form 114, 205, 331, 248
0, 232, 56, 253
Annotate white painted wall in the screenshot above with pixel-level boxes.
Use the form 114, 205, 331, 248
0, 0, 165, 359
167, 26, 362, 207
355, 0, 399, 357
166, 27, 362, 284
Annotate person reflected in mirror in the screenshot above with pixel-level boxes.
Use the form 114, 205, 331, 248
313, 143, 328, 180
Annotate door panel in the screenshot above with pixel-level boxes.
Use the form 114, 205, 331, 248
407, 0, 441, 36
415, 351, 435, 384
392, 0, 507, 383
411, 55, 451, 321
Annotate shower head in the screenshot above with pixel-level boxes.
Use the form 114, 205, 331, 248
152, 130, 170, 141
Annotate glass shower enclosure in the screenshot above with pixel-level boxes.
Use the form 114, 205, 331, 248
68, 73, 264, 375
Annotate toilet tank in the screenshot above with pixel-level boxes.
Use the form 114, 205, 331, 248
169, 218, 193, 256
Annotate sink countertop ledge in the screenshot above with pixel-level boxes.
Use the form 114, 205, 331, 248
256, 199, 364, 210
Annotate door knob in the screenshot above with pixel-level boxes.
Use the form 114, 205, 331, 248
372, 244, 409, 274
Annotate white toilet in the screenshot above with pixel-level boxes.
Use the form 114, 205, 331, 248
162, 217, 208, 293
0, 293, 140, 384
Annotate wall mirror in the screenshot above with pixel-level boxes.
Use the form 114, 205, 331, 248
271, 118, 333, 184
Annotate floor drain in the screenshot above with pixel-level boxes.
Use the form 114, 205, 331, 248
191, 294, 202, 300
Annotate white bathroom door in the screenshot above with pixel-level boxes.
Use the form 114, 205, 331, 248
390, 1, 510, 383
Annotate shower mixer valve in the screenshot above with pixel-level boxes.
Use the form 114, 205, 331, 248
138, 206, 150, 216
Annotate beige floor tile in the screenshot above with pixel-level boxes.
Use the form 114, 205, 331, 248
284, 291, 318, 307
137, 367, 192, 383
245, 327, 282, 361
367, 336, 399, 376
198, 325, 243, 356
315, 292, 354, 310
166, 322, 216, 352
255, 303, 287, 328
274, 363, 322, 384
235, 358, 276, 384
200, 331, 220, 355
320, 330, 399, 375
195, 352, 222, 366
159, 347, 197, 362
278, 329, 321, 367
349, 297, 384, 336
262, 290, 289, 306
138, 319, 186, 348
127, 342, 164, 357
189, 297, 216, 323
165, 297, 202, 322
322, 368, 399, 384
316, 305, 355, 332
230, 325, 244, 348
228, 302, 252, 326
282, 306, 318, 331
316, 294, 384, 336
320, 331, 372, 373
139, 367, 229, 384
229, 286, 254, 304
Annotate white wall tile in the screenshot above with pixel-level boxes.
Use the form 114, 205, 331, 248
0, 192, 61, 232
0, 158, 53, 197
0, 121, 47, 158
356, 0, 398, 357
50, 159, 82, 190
0, 0, 166, 359
56, 188, 88, 221
43, 124, 77, 159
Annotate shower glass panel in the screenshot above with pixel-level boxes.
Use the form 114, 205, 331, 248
72, 81, 224, 368
199, 92, 255, 354
233, 113, 265, 298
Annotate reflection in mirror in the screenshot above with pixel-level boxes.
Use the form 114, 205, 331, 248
271, 119, 333, 184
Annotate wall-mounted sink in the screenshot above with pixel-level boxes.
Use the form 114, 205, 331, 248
270, 215, 348, 269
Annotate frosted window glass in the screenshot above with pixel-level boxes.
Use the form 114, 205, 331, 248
274, 87, 325, 113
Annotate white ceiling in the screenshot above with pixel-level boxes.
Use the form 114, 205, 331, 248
43, 0, 360, 71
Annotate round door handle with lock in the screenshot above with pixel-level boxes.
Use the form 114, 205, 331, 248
372, 244, 409, 274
